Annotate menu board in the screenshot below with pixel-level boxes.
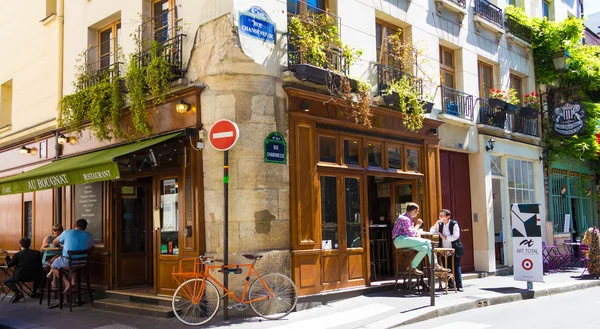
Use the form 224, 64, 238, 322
74, 182, 103, 242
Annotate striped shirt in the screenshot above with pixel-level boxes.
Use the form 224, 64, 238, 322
392, 213, 417, 239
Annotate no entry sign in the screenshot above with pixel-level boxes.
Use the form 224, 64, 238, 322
209, 120, 239, 151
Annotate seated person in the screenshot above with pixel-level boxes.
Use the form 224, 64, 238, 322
392, 202, 449, 275
49, 219, 94, 293
40, 224, 64, 267
1, 238, 43, 302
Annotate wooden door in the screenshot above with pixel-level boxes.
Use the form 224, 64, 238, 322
114, 182, 153, 288
440, 151, 474, 272
319, 174, 367, 290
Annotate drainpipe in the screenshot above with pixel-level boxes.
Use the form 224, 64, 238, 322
55, 0, 65, 225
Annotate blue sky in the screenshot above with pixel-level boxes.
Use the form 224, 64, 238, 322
584, 0, 600, 15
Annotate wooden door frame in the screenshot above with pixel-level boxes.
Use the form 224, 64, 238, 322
113, 180, 153, 290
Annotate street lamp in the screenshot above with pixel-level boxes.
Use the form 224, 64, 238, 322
552, 49, 571, 72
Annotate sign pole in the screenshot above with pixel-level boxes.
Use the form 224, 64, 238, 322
223, 150, 229, 320
430, 247, 435, 306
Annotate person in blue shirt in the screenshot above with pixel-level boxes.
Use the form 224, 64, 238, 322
48, 219, 94, 296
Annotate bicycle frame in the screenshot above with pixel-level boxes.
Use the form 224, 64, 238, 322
204, 263, 275, 305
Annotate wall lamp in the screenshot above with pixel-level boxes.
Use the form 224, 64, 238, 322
57, 134, 77, 145
552, 49, 571, 72
176, 100, 190, 113
485, 138, 495, 152
19, 146, 30, 154
300, 101, 310, 112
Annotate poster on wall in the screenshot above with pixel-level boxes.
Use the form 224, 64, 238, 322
511, 203, 544, 282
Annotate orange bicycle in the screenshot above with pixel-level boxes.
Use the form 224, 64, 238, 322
171, 254, 298, 326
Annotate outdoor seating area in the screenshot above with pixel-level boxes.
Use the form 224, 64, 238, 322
543, 241, 590, 276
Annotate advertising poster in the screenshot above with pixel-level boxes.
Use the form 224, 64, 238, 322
511, 203, 544, 282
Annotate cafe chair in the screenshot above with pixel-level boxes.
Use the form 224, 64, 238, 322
434, 248, 457, 294
44, 250, 94, 312
394, 249, 423, 294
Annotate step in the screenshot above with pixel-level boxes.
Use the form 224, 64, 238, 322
94, 298, 174, 318
101, 290, 172, 307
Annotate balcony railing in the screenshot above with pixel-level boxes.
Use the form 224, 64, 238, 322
444, 0, 467, 9
479, 99, 539, 136
79, 38, 123, 89
288, 48, 348, 74
132, 33, 186, 80
505, 14, 532, 44
474, 0, 504, 29
440, 86, 474, 121
513, 114, 539, 136
376, 63, 423, 98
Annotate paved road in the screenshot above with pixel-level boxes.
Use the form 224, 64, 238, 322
401, 286, 600, 329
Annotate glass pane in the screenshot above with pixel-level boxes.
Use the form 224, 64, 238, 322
516, 190, 523, 204
406, 149, 420, 172
376, 23, 382, 52
515, 160, 522, 188
345, 178, 361, 248
444, 51, 453, 68
307, 0, 325, 11
509, 189, 516, 204
344, 140, 360, 166
395, 184, 413, 218
367, 143, 382, 167
527, 162, 534, 189
160, 178, 178, 254
521, 161, 528, 189
491, 155, 502, 176
121, 187, 146, 253
319, 136, 337, 163
321, 176, 338, 250
530, 191, 536, 203
522, 189, 530, 203
444, 72, 454, 89
388, 146, 402, 170
287, 0, 300, 15
507, 158, 515, 187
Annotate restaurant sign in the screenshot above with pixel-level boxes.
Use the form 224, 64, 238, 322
239, 6, 276, 44
552, 102, 586, 137
264, 132, 286, 164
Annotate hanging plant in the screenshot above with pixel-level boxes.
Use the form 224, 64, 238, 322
146, 41, 174, 106
125, 54, 153, 137
386, 76, 425, 132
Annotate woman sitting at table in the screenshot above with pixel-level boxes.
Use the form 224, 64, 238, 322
430, 209, 465, 292
40, 224, 63, 267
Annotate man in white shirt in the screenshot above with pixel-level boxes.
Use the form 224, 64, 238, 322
430, 209, 464, 291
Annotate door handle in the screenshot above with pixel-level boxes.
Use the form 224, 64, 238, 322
461, 229, 470, 232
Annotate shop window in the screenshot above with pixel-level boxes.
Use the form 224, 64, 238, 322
160, 178, 179, 254
345, 177, 361, 248
320, 176, 338, 250
507, 158, 535, 204
343, 139, 360, 166
388, 145, 402, 170
367, 143, 382, 168
406, 148, 420, 172
319, 136, 337, 163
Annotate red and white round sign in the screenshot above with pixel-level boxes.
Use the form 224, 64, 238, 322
209, 119, 239, 151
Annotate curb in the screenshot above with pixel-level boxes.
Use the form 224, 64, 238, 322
390, 279, 600, 328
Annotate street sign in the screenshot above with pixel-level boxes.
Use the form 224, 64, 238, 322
264, 132, 286, 164
209, 120, 239, 151
511, 203, 544, 283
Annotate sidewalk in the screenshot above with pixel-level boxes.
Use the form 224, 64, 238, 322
0, 269, 597, 329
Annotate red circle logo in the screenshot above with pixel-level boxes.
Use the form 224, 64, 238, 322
522, 259, 533, 271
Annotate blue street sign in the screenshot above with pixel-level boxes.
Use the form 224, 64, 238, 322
239, 6, 276, 44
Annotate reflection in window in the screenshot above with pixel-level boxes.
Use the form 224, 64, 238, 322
319, 136, 337, 163
388, 146, 402, 170
321, 177, 338, 250
344, 140, 360, 165
161, 178, 179, 254
406, 149, 420, 172
367, 143, 382, 167
491, 155, 503, 176
345, 178, 362, 248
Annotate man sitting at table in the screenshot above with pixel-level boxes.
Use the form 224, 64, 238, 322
1, 238, 43, 302
392, 203, 449, 275
49, 219, 94, 293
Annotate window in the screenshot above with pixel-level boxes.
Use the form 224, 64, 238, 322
508, 0, 517, 5
152, 0, 179, 44
0, 80, 12, 129
509, 74, 523, 105
490, 155, 503, 176
406, 148, 420, 172
440, 46, 455, 89
98, 21, 121, 72
160, 178, 179, 254
345, 177, 361, 248
376, 21, 400, 67
478, 61, 494, 99
388, 145, 402, 170
320, 176, 338, 250
288, 0, 326, 15
367, 142, 382, 168
319, 136, 337, 163
542, 1, 550, 19
507, 158, 535, 204
24, 201, 32, 240
343, 139, 360, 166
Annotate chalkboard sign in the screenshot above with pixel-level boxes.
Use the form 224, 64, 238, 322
74, 182, 103, 242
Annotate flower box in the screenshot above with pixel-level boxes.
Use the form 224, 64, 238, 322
383, 92, 433, 113
422, 100, 434, 114
519, 106, 539, 119
295, 64, 342, 86
505, 103, 519, 114
488, 98, 507, 110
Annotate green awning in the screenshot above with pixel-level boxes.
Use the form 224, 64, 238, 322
0, 132, 183, 196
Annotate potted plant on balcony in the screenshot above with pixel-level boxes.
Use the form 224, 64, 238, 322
520, 91, 540, 118
288, 11, 361, 87
504, 88, 521, 113
488, 89, 508, 110
385, 75, 427, 132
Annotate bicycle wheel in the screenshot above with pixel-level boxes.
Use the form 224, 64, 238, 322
172, 278, 220, 326
249, 273, 298, 320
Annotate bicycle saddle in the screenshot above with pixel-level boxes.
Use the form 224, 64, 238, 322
242, 254, 263, 260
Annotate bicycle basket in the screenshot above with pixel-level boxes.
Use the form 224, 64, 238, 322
171, 257, 205, 285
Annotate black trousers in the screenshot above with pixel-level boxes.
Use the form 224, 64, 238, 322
4, 277, 39, 294
441, 253, 463, 289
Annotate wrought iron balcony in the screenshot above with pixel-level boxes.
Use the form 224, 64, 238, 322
479, 98, 509, 129
512, 114, 539, 136
376, 63, 423, 98
505, 14, 532, 44
287, 48, 348, 75
78, 38, 123, 90
132, 33, 186, 80
440, 86, 474, 121
444, 0, 466, 8
474, 0, 504, 29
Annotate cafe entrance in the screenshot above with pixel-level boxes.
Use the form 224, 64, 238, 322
113, 178, 154, 289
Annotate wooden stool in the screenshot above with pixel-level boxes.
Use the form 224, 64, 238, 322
434, 248, 457, 294
394, 249, 422, 294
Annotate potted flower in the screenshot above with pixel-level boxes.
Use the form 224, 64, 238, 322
520, 91, 540, 118
488, 89, 508, 110
504, 88, 520, 113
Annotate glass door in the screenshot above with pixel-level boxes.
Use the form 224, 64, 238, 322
319, 174, 367, 291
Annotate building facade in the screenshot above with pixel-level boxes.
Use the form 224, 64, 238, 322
0, 0, 587, 299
